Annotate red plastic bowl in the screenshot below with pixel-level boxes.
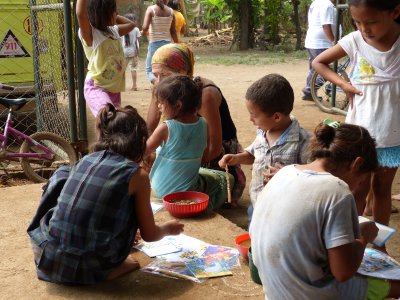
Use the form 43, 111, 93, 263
163, 191, 209, 218
235, 232, 251, 261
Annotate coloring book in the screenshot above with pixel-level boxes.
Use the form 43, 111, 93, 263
186, 258, 232, 278
357, 248, 400, 280
133, 236, 182, 257
141, 234, 239, 281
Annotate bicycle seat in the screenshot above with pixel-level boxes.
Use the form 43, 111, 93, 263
0, 97, 29, 109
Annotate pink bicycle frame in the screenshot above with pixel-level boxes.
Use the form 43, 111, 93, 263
0, 112, 54, 160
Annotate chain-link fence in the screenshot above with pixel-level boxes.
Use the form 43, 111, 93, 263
0, 0, 77, 145
340, 4, 355, 36
30, 0, 75, 140
0, 0, 82, 178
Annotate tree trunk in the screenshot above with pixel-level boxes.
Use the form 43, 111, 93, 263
263, 0, 269, 34
291, 0, 302, 50
239, 0, 249, 50
264, 0, 281, 45
179, 0, 189, 36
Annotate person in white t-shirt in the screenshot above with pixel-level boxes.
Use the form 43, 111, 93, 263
250, 121, 400, 300
302, 0, 337, 101
122, 14, 141, 91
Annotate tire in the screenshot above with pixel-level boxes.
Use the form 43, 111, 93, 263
20, 132, 77, 183
310, 69, 350, 116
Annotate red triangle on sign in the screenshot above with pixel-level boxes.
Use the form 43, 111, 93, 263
0, 30, 30, 58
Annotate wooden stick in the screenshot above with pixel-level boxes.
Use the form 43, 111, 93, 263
225, 165, 232, 204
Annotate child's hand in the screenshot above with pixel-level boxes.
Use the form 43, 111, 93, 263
133, 232, 142, 245
341, 82, 363, 109
163, 220, 184, 236
218, 154, 235, 169
359, 221, 378, 244
263, 162, 284, 184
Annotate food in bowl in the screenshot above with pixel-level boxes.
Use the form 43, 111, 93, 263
172, 200, 198, 205
163, 191, 209, 218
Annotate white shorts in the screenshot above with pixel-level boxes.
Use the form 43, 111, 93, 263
126, 56, 138, 71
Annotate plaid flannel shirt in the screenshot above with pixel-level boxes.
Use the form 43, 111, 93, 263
245, 117, 311, 205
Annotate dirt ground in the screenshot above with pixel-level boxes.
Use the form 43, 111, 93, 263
1, 54, 400, 299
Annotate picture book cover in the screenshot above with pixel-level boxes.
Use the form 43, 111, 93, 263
186, 258, 232, 278
358, 216, 396, 247
357, 248, 400, 280
202, 245, 240, 269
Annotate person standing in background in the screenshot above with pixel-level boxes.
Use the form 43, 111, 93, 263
142, 0, 178, 84
122, 14, 141, 91
302, 0, 337, 101
76, 0, 136, 116
168, 0, 186, 43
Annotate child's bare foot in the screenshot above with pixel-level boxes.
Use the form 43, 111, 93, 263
392, 194, 400, 201
130, 87, 138, 91
106, 255, 140, 281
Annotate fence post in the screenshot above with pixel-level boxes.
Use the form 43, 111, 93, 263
30, 0, 44, 131
63, 0, 78, 143
73, 1, 87, 142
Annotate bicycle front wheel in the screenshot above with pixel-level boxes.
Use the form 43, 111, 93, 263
310, 69, 349, 116
20, 132, 78, 183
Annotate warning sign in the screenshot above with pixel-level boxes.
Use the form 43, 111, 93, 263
23, 16, 44, 35
0, 30, 30, 58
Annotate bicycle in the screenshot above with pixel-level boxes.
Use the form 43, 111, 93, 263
310, 57, 350, 116
0, 83, 78, 183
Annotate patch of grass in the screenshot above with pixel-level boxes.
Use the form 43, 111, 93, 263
138, 40, 308, 66
192, 47, 307, 65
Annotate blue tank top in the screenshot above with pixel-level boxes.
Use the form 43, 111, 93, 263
150, 117, 207, 197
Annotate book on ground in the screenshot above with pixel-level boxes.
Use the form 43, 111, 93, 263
186, 258, 232, 278
357, 248, 400, 280
133, 236, 182, 257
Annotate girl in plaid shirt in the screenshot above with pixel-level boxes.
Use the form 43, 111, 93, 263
28, 104, 183, 284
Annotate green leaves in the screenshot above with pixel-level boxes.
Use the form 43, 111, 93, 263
199, 0, 232, 25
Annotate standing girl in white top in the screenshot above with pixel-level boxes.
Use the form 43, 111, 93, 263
76, 0, 135, 117
142, 0, 178, 84
313, 0, 400, 251
122, 13, 141, 91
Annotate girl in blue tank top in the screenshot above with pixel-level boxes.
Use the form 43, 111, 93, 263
146, 75, 234, 209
